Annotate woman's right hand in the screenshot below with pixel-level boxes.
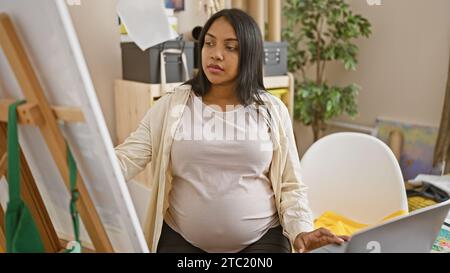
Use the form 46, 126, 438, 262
293, 228, 351, 253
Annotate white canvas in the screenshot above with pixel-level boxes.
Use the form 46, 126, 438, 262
0, 0, 148, 252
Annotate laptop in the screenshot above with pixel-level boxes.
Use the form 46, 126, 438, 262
310, 200, 450, 253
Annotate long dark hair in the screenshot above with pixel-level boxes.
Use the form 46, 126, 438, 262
185, 9, 267, 107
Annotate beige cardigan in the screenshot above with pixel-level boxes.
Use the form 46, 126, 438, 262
115, 85, 314, 252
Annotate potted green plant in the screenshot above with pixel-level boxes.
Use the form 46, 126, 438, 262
282, 0, 372, 141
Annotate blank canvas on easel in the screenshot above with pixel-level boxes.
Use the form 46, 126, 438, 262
0, 0, 148, 252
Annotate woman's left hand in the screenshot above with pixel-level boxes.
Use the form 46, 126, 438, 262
293, 227, 351, 253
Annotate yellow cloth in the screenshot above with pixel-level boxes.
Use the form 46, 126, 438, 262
408, 196, 437, 211
314, 210, 408, 236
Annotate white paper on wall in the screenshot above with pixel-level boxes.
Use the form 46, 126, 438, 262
117, 0, 178, 51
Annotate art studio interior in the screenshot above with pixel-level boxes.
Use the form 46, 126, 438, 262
0, 0, 449, 254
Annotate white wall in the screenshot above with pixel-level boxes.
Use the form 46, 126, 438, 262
329, 0, 450, 127
68, 0, 121, 143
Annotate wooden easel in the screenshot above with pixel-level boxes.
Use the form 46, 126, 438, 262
0, 13, 114, 252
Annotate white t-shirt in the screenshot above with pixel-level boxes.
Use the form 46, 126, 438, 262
165, 92, 279, 253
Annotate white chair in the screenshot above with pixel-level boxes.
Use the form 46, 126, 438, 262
300, 132, 409, 225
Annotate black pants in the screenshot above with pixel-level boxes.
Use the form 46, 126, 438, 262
157, 222, 291, 253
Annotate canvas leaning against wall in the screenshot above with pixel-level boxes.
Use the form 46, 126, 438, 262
374, 118, 443, 181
